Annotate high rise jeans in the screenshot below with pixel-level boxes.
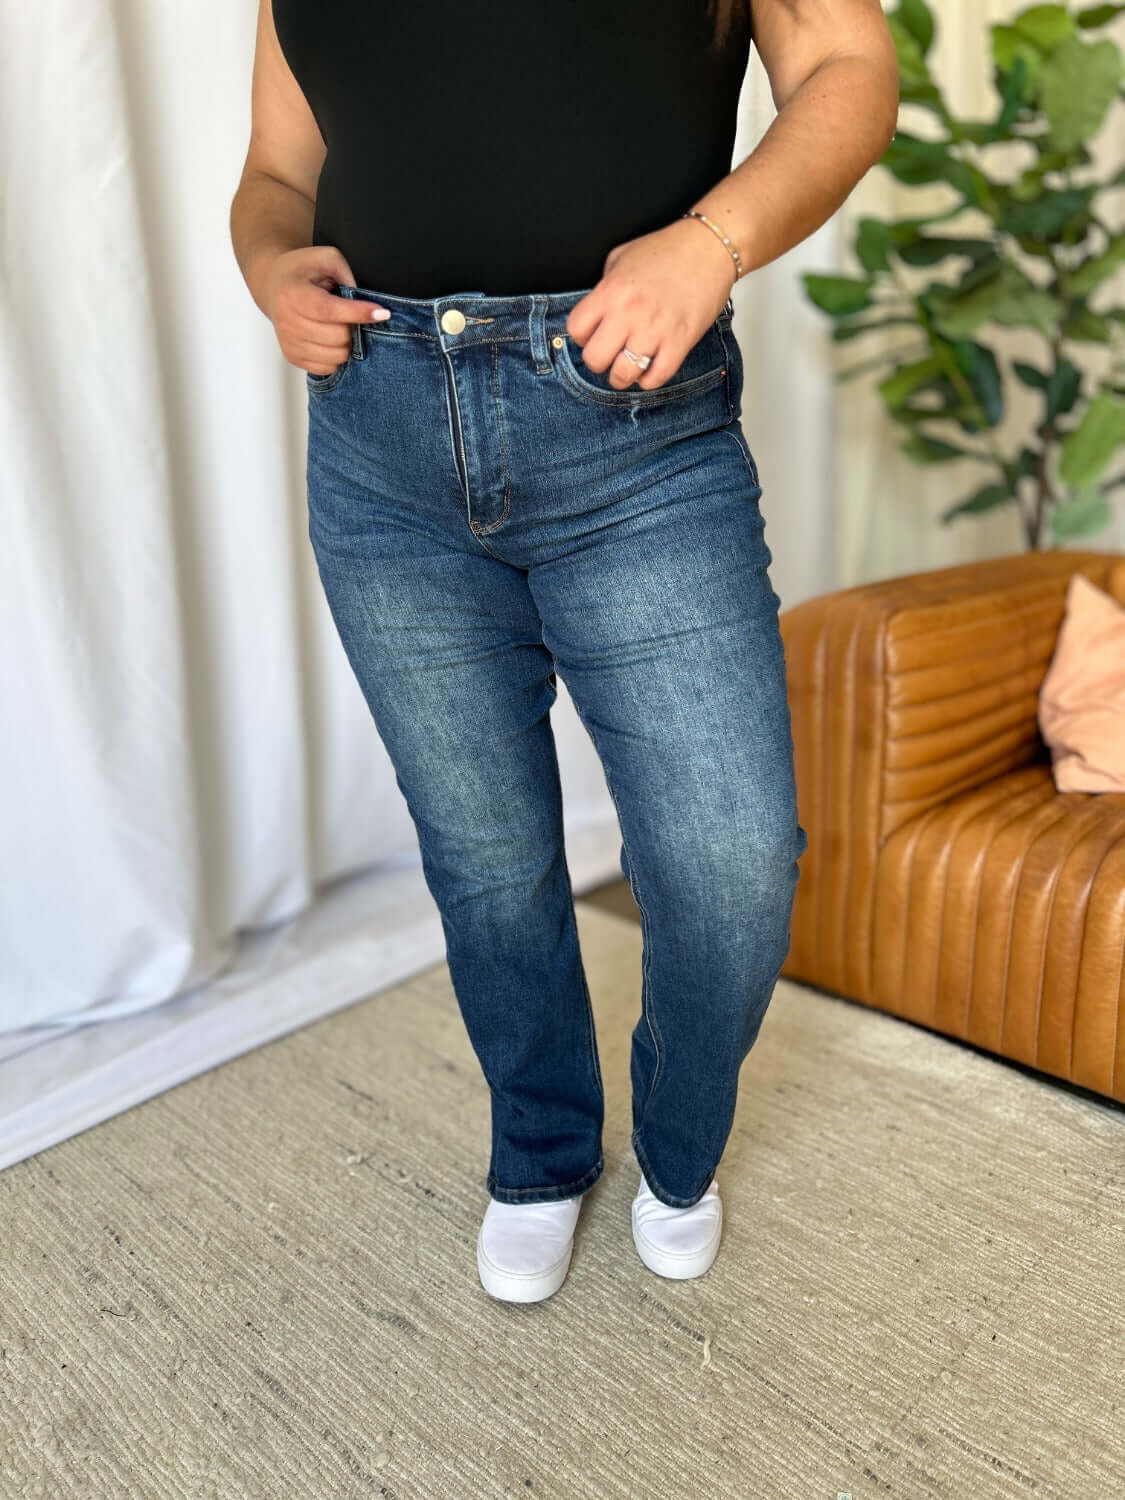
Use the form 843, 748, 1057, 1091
304, 281, 809, 1209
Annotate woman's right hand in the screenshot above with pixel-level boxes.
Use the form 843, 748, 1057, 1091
262, 247, 391, 376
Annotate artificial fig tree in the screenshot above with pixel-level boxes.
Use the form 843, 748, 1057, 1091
803, 0, 1125, 549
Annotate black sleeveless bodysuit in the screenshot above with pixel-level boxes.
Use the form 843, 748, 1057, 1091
271, 1, 752, 297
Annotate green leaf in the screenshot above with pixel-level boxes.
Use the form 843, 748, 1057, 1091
1017, 141, 1095, 184
878, 353, 949, 407
896, 77, 948, 117
1014, 446, 1041, 480
887, 399, 965, 429
955, 118, 1009, 145
1013, 361, 1049, 389
896, 237, 997, 267
886, 215, 954, 246
1062, 309, 1115, 341
995, 54, 1035, 132
1058, 390, 1125, 488
1014, 239, 1058, 260
952, 341, 1005, 427
992, 24, 1047, 86
1011, 5, 1078, 52
855, 218, 895, 274
995, 185, 1093, 240
887, 16, 932, 86
882, 131, 949, 170
1049, 487, 1113, 540
957, 256, 1015, 297
1068, 234, 1125, 296
880, 134, 991, 202
830, 316, 923, 343
835, 346, 928, 383
940, 482, 1012, 521
1044, 358, 1083, 422
929, 263, 1062, 339
1039, 36, 1124, 150
901, 434, 976, 463
1076, 4, 1125, 29
991, 288, 1063, 336
899, 0, 936, 57
802, 274, 874, 316
948, 161, 993, 207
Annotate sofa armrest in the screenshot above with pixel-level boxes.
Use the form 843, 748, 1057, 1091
778, 547, 1124, 998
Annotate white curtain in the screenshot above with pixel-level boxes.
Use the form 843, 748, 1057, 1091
2, 1, 1118, 1167
0, 0, 619, 1165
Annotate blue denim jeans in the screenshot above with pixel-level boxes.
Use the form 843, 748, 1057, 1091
305, 281, 808, 1208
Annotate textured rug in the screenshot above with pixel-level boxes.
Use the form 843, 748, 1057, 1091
2, 901, 1122, 1500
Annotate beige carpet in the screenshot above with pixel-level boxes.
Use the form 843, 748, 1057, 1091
3, 901, 1122, 1500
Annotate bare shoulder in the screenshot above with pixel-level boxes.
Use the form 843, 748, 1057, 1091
239, 0, 326, 201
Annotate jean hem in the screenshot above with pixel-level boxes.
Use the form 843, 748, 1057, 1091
486, 1153, 604, 1204
632, 1128, 715, 1208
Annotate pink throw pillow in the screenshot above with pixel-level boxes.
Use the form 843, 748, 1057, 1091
1037, 571, 1125, 793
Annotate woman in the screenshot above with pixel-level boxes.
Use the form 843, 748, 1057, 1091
231, 0, 899, 1304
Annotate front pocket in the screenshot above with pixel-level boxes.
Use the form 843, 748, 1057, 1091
306, 284, 364, 395
306, 355, 351, 395
552, 316, 732, 410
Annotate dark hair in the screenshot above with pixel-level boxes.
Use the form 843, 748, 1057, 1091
708, 0, 739, 48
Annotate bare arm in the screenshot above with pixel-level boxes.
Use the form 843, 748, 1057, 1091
689, 0, 900, 282
229, 0, 389, 372
566, 0, 899, 391
229, 0, 328, 314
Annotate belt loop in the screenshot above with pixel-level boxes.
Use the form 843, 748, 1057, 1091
337, 283, 366, 361
529, 295, 551, 374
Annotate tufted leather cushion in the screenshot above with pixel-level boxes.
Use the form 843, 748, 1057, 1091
870, 760, 1125, 1100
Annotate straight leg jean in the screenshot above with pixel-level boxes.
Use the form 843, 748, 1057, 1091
304, 281, 809, 1209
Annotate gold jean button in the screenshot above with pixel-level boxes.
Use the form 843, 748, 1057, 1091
440, 308, 467, 335
551, 335, 564, 348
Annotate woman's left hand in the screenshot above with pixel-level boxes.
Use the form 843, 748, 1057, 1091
565, 217, 739, 392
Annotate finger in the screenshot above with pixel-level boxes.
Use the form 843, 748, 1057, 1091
607, 340, 663, 391
293, 281, 392, 325
623, 340, 686, 392
575, 319, 643, 380
590, 325, 667, 390
302, 345, 351, 376
287, 307, 365, 351
296, 331, 353, 374
564, 289, 608, 347
289, 311, 351, 348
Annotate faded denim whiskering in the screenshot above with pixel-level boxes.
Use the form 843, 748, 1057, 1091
305, 282, 808, 1208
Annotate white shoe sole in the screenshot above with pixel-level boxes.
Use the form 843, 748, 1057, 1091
476, 1230, 574, 1303
631, 1203, 723, 1280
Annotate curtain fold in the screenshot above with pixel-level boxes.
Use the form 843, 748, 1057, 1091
0, 0, 620, 1053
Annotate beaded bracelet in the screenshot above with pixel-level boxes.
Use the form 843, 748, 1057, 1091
681, 208, 745, 280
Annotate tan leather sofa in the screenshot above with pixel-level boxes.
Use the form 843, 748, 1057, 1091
778, 548, 1125, 1105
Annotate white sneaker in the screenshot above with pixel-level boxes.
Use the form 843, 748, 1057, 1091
476, 1193, 584, 1303
631, 1172, 722, 1279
